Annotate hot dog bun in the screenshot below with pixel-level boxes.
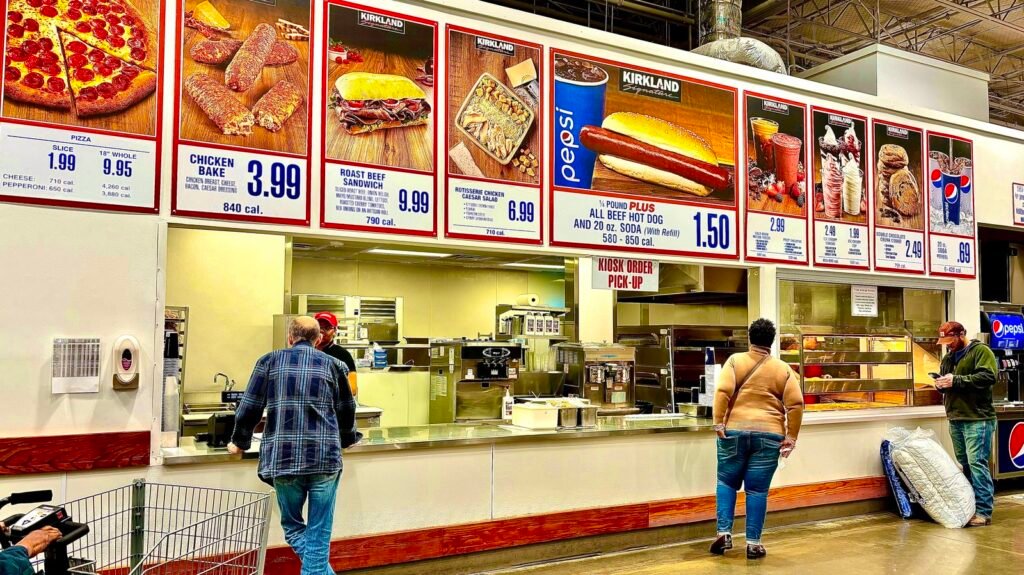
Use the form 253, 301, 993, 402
598, 112, 719, 196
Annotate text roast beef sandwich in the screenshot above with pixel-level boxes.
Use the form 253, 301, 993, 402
331, 72, 431, 135
580, 112, 730, 196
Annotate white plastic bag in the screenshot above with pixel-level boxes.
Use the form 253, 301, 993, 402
885, 427, 975, 528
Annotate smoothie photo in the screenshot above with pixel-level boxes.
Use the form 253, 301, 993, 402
744, 94, 807, 216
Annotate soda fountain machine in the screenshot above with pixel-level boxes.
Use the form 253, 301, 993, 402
554, 343, 637, 414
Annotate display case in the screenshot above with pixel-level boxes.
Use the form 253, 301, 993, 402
780, 326, 914, 411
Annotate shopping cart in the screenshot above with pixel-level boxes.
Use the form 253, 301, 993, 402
26, 480, 273, 575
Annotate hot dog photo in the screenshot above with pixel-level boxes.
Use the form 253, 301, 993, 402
873, 121, 924, 232
447, 28, 540, 185
552, 51, 736, 206
177, 0, 310, 155
812, 110, 868, 225
324, 3, 435, 173
745, 95, 807, 216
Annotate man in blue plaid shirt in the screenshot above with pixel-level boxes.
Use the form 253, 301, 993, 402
229, 316, 360, 575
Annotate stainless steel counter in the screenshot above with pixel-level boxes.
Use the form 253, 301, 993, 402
161, 415, 714, 465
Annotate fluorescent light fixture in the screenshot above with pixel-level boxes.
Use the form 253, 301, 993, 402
366, 248, 451, 258
503, 262, 565, 270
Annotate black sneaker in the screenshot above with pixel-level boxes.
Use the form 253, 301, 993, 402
709, 534, 733, 555
747, 544, 767, 559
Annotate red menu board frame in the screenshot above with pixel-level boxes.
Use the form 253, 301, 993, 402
319, 0, 438, 237
443, 24, 545, 245
548, 48, 741, 259
926, 130, 977, 279
170, 0, 315, 226
869, 118, 928, 275
742, 90, 811, 266
0, 0, 166, 214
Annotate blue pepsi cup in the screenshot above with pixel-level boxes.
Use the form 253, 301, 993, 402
931, 171, 971, 225
553, 57, 608, 189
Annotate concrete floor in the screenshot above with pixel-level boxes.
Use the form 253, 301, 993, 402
484, 493, 1024, 575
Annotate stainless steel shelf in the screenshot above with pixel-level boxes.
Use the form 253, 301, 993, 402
804, 378, 914, 393
793, 351, 913, 364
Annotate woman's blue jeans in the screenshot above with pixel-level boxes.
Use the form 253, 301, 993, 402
716, 430, 783, 544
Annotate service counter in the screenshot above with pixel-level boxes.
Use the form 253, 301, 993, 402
139, 405, 955, 571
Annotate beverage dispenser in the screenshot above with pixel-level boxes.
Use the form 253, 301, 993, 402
428, 340, 522, 423
981, 309, 1024, 403
555, 343, 636, 413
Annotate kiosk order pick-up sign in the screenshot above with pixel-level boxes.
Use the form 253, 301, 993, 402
593, 257, 658, 291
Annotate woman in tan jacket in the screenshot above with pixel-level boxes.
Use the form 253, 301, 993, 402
709, 318, 803, 560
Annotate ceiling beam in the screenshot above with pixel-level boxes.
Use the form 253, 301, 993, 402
931, 0, 1024, 35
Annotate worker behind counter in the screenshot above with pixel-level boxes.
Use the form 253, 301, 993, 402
314, 312, 358, 396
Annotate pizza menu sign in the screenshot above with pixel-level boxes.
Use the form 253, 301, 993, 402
171, 0, 313, 225
0, 0, 163, 212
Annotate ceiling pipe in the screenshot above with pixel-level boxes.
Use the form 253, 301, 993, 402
604, 0, 695, 25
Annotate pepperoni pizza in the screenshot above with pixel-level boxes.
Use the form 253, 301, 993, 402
4, 0, 157, 116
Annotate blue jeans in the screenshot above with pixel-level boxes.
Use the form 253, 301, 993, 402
274, 472, 341, 575
949, 420, 995, 519
716, 430, 783, 544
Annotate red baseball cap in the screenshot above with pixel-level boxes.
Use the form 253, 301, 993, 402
938, 321, 966, 345
314, 312, 338, 328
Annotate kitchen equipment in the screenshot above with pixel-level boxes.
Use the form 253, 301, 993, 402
204, 413, 235, 448
429, 340, 523, 423
676, 403, 712, 418
577, 405, 599, 427
557, 406, 578, 428
278, 294, 403, 347
616, 325, 747, 413
981, 307, 1024, 404
511, 402, 559, 429
554, 342, 636, 412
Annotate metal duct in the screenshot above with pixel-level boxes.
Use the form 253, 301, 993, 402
694, 0, 787, 74
700, 0, 742, 44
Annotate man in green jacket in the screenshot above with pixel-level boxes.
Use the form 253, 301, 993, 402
934, 321, 998, 527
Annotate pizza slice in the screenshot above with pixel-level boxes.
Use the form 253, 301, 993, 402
59, 31, 155, 116
4, 3, 71, 109
59, 0, 158, 71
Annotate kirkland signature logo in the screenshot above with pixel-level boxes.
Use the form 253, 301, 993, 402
886, 126, 910, 139
358, 11, 405, 34
619, 69, 680, 101
762, 99, 789, 114
475, 36, 515, 56
828, 113, 854, 127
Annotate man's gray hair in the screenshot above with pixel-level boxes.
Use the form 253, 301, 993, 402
289, 316, 321, 344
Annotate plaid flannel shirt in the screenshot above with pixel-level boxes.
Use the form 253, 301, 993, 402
231, 341, 360, 480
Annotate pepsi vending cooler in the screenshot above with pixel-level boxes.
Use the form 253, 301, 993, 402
980, 309, 1024, 403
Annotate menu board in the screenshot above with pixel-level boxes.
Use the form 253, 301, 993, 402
444, 26, 543, 244
927, 131, 975, 278
871, 120, 926, 274
171, 0, 313, 225
811, 107, 869, 269
0, 0, 162, 212
743, 93, 808, 264
1014, 183, 1024, 227
320, 1, 437, 236
549, 50, 739, 258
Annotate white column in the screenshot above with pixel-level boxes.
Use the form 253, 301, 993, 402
576, 257, 615, 343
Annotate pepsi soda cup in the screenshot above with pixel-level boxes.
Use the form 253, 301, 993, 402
931, 171, 971, 226
553, 56, 608, 189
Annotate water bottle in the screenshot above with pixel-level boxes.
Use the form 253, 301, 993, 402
372, 343, 387, 370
